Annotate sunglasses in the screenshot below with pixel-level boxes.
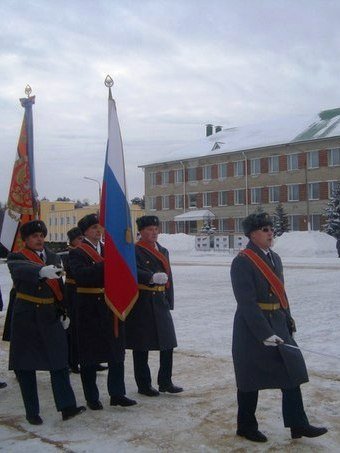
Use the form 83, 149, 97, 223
260, 226, 274, 232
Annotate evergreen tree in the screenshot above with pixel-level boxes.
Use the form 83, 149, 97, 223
272, 203, 290, 237
323, 184, 340, 238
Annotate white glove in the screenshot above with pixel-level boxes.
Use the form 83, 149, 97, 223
151, 272, 168, 285
60, 315, 70, 330
39, 265, 63, 279
263, 335, 284, 346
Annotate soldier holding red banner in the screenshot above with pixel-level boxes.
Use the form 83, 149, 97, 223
125, 215, 183, 396
7, 220, 85, 425
69, 213, 136, 410
230, 212, 327, 443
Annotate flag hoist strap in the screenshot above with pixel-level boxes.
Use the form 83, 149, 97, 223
77, 243, 104, 263
16, 292, 55, 304
258, 302, 280, 311
65, 278, 76, 285
77, 287, 104, 294
20, 249, 63, 301
138, 284, 165, 292
240, 249, 289, 309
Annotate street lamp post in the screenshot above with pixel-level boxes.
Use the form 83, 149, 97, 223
83, 176, 102, 204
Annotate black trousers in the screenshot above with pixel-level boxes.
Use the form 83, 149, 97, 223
132, 349, 173, 390
15, 368, 76, 417
80, 360, 125, 403
237, 386, 309, 431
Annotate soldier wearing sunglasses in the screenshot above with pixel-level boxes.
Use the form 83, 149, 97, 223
230, 212, 327, 443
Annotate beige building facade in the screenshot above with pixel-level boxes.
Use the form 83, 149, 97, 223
141, 110, 340, 234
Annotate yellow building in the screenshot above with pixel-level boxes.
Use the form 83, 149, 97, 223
40, 200, 144, 243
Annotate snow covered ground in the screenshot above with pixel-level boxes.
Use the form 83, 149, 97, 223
0, 231, 339, 452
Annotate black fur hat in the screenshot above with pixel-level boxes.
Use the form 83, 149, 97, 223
242, 212, 273, 237
20, 220, 48, 240
136, 215, 160, 231
67, 227, 83, 243
78, 213, 99, 234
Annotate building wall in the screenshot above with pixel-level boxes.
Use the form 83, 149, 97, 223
143, 138, 340, 233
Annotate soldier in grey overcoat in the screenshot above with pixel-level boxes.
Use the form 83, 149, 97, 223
69, 214, 136, 410
230, 212, 327, 442
125, 215, 182, 396
7, 220, 85, 425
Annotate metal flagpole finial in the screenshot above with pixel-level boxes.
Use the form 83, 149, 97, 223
104, 75, 114, 88
25, 85, 32, 97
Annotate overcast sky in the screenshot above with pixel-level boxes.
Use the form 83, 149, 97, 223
1, 0, 340, 203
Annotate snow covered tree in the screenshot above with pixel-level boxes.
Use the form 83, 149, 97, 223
323, 184, 340, 238
272, 203, 290, 237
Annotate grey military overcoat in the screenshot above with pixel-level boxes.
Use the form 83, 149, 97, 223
230, 241, 309, 392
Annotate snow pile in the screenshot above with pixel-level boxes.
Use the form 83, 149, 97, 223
273, 231, 336, 257
158, 233, 195, 252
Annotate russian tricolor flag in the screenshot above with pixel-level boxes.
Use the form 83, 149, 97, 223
100, 81, 138, 320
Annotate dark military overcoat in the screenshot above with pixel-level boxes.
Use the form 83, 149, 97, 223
230, 240, 309, 392
69, 240, 125, 365
7, 248, 68, 371
125, 242, 177, 351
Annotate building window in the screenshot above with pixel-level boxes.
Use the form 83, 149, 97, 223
203, 192, 212, 207
289, 215, 299, 231
218, 191, 228, 206
49, 233, 52, 241
175, 169, 183, 183
203, 165, 212, 180
268, 155, 279, 173
60, 217, 64, 225
149, 196, 157, 210
188, 193, 197, 208
288, 184, 299, 201
234, 218, 244, 233
176, 221, 185, 233
61, 233, 64, 241
234, 189, 245, 205
66, 217, 70, 225
150, 172, 157, 187
54, 233, 58, 241
218, 163, 227, 178
287, 153, 299, 171
73, 216, 76, 225
161, 221, 170, 234
234, 160, 244, 177
250, 158, 261, 176
269, 186, 280, 203
329, 148, 340, 166
51, 204, 55, 211
308, 182, 319, 200
175, 194, 184, 209
162, 171, 169, 185
49, 218, 52, 226
328, 180, 340, 197
251, 187, 261, 204
307, 151, 319, 169
188, 168, 197, 182
310, 214, 321, 231
162, 195, 169, 210
218, 218, 228, 232
54, 218, 58, 225
188, 221, 197, 234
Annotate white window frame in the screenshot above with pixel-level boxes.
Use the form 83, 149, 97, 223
187, 168, 197, 182
218, 190, 228, 206
188, 193, 198, 208
268, 155, 279, 173
234, 189, 245, 205
203, 192, 212, 207
269, 186, 280, 203
287, 153, 299, 171
234, 218, 244, 233
162, 171, 169, 186
288, 184, 299, 202
308, 182, 320, 200
329, 148, 340, 166
289, 215, 299, 231
149, 196, 157, 210
234, 160, 244, 177
328, 180, 340, 197
161, 221, 170, 234
218, 163, 227, 179
250, 158, 261, 176
307, 151, 319, 169
150, 172, 157, 187
251, 187, 261, 204
175, 169, 183, 183
203, 165, 212, 181
175, 194, 183, 209
218, 218, 228, 232
162, 195, 169, 210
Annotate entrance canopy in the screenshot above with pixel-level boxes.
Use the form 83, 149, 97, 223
174, 209, 215, 222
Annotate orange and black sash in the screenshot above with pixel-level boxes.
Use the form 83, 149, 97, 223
20, 249, 63, 302
77, 242, 104, 263
240, 248, 289, 309
136, 240, 171, 288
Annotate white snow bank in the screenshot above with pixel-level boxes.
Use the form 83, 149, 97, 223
158, 231, 337, 257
